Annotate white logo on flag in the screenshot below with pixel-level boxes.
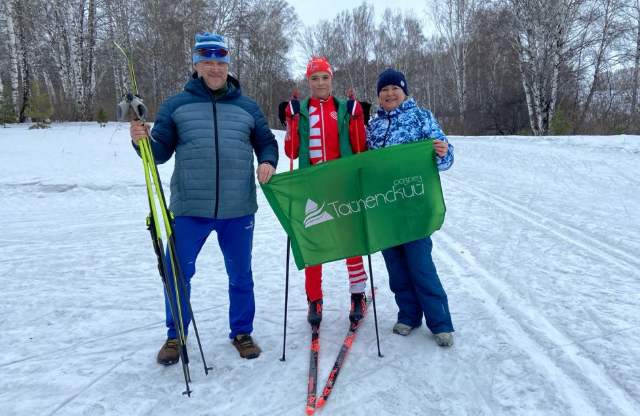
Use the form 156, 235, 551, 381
303, 199, 334, 228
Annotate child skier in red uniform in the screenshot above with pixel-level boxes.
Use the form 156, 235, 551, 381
284, 57, 368, 326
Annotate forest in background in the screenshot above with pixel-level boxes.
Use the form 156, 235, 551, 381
0, 0, 638, 135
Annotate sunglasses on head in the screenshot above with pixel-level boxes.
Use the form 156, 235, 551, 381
195, 48, 228, 58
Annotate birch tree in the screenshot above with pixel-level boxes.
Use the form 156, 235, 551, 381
41, 0, 99, 120
507, 0, 585, 135
82, 0, 97, 120
12, 0, 31, 122
104, 0, 136, 105
5, 2, 20, 113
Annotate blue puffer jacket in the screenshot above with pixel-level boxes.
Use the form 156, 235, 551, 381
366, 98, 454, 171
144, 74, 278, 219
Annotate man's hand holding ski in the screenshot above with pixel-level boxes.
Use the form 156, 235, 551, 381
130, 121, 151, 147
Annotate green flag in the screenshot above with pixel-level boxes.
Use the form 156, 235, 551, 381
260, 141, 446, 270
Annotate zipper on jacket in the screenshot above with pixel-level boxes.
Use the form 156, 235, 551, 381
320, 99, 326, 162
382, 118, 392, 148
211, 96, 220, 218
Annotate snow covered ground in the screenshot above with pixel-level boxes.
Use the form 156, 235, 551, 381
1, 123, 639, 416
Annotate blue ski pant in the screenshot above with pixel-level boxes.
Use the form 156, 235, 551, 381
164, 215, 255, 340
381, 236, 454, 334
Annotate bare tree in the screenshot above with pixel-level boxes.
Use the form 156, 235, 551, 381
4, 1, 20, 115
630, 0, 640, 132
429, 0, 482, 127
11, 0, 32, 122
40, 0, 100, 120
298, 3, 379, 103
573, 0, 627, 132
507, 0, 585, 135
1, 0, 634, 134
467, 6, 527, 134
82, 0, 97, 120
240, 0, 298, 125
104, 0, 137, 106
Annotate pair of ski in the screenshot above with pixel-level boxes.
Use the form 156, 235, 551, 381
306, 292, 374, 414
114, 42, 211, 396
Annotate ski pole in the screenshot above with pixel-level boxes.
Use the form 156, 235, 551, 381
280, 90, 299, 362
367, 255, 383, 357
280, 237, 290, 363
349, 87, 382, 358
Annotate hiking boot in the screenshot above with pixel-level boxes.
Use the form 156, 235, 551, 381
435, 332, 454, 347
392, 323, 414, 336
157, 338, 180, 365
307, 298, 323, 326
349, 293, 367, 323
233, 334, 261, 359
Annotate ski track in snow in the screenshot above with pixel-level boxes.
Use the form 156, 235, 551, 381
1, 124, 639, 416
437, 231, 638, 416
447, 178, 640, 273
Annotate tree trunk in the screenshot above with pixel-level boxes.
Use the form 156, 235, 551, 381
575, 0, 622, 132
6, 1, 20, 113
82, 0, 97, 120
50, 6, 74, 115
13, 0, 31, 122
71, 3, 85, 120
510, 0, 579, 135
631, 0, 640, 133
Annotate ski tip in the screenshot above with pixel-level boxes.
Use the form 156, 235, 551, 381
316, 398, 326, 408
306, 406, 315, 415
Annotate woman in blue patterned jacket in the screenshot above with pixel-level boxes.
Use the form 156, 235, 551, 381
366, 68, 455, 347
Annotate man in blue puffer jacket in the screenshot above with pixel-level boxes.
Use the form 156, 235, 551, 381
130, 32, 278, 363
367, 68, 455, 347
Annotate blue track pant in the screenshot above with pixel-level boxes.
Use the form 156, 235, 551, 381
381, 236, 454, 334
164, 215, 255, 340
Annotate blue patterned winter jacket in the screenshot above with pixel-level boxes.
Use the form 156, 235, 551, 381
140, 74, 278, 219
366, 98, 454, 171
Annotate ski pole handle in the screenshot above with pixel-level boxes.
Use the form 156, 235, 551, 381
116, 93, 148, 123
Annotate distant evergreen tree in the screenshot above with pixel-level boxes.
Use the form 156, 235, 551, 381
550, 107, 573, 136
25, 82, 54, 129
96, 107, 108, 127
0, 92, 18, 127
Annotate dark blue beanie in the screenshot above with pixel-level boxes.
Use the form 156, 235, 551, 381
377, 68, 408, 96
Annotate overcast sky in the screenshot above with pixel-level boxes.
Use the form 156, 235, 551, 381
292, 0, 429, 25
288, 0, 433, 75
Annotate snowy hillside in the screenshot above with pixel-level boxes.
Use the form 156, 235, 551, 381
1, 123, 639, 416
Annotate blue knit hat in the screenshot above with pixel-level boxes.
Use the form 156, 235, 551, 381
377, 68, 408, 96
193, 32, 230, 64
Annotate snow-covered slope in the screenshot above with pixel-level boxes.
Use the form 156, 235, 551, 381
1, 123, 639, 416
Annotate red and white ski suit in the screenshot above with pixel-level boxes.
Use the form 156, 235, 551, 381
285, 95, 367, 302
